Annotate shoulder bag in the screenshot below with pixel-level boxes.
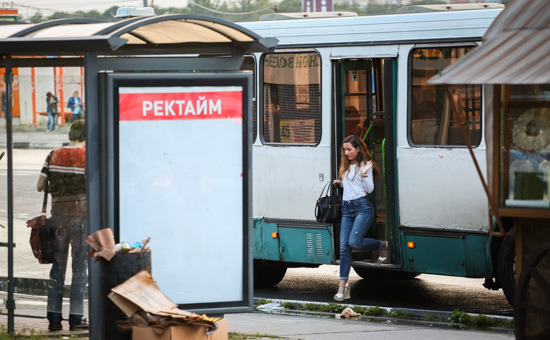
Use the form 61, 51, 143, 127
315, 182, 342, 224
26, 180, 58, 264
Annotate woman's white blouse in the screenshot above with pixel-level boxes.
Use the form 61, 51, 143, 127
342, 163, 374, 201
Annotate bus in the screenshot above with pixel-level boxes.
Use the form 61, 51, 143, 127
238, 4, 516, 305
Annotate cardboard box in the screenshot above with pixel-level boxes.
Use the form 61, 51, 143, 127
132, 318, 227, 340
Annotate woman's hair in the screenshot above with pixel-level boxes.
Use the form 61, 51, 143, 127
338, 135, 379, 181
69, 119, 86, 142
46, 92, 53, 98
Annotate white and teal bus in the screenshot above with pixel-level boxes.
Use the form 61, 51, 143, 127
239, 4, 516, 305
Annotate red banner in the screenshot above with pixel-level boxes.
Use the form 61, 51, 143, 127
119, 89, 242, 121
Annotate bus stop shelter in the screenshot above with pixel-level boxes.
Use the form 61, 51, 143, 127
0, 13, 276, 339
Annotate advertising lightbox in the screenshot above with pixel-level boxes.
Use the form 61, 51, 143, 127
104, 73, 252, 314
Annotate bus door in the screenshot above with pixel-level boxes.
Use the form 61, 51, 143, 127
333, 58, 397, 271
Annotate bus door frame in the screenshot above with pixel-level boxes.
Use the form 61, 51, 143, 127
332, 58, 399, 265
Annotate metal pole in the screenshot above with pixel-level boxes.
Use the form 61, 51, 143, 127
5, 55, 15, 335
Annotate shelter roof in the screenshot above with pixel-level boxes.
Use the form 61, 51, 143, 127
429, 0, 550, 84
0, 15, 277, 56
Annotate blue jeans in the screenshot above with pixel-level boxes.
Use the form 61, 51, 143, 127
47, 113, 57, 131
47, 216, 88, 326
339, 196, 381, 280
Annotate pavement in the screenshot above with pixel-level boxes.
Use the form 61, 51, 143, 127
0, 128, 516, 339
0, 292, 515, 339
0, 126, 71, 150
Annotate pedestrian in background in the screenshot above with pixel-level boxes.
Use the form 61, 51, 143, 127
46, 92, 58, 133
332, 135, 388, 301
67, 90, 83, 122
36, 119, 89, 331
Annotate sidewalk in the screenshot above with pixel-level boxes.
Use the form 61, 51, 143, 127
0, 128, 70, 150
0, 293, 515, 339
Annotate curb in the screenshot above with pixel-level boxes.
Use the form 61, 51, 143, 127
0, 142, 67, 149
254, 298, 515, 334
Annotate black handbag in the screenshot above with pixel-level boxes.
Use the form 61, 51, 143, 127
26, 180, 58, 264
315, 182, 342, 224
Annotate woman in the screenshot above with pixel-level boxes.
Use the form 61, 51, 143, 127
46, 92, 58, 133
332, 135, 388, 301
67, 90, 82, 122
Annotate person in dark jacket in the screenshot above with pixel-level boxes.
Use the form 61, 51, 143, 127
46, 92, 59, 133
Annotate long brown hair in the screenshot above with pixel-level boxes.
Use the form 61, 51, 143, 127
338, 135, 379, 181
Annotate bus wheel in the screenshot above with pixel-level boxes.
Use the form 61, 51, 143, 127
253, 260, 287, 287
352, 266, 419, 280
498, 235, 516, 307
514, 242, 550, 340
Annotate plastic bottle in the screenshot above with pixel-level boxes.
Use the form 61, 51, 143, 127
538, 159, 550, 200
509, 159, 534, 199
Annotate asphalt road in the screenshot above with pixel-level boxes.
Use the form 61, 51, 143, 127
254, 265, 514, 317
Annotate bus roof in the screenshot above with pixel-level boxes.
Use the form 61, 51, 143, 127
240, 9, 503, 48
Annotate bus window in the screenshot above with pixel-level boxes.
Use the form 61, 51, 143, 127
410, 47, 482, 146
261, 52, 321, 144
240, 56, 256, 142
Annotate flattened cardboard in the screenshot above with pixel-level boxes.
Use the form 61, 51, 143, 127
109, 269, 199, 319
87, 228, 117, 261
132, 318, 228, 340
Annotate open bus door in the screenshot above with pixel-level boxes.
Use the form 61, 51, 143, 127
333, 58, 400, 277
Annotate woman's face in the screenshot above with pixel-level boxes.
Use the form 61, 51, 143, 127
343, 142, 359, 164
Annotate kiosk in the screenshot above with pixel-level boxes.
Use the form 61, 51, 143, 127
430, 0, 550, 338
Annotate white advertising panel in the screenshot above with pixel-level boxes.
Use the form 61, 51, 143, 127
117, 85, 245, 305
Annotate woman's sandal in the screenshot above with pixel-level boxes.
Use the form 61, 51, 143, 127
334, 282, 351, 301
377, 241, 389, 264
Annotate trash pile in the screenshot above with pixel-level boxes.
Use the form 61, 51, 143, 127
109, 269, 222, 335
86, 228, 150, 261
337, 307, 361, 320
86, 228, 226, 339
114, 237, 151, 253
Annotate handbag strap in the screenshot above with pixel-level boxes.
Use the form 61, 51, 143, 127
41, 151, 53, 214
41, 180, 49, 214
318, 182, 331, 199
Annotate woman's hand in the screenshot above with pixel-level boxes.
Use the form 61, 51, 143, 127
333, 179, 342, 186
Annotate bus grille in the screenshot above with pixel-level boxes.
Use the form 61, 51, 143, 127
306, 232, 324, 257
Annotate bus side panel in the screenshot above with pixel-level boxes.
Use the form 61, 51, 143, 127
401, 232, 492, 277
253, 219, 336, 264
253, 219, 280, 261
463, 234, 493, 277
278, 226, 335, 264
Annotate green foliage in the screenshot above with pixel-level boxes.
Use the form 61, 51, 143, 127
255, 298, 272, 306
364, 4, 400, 16
362, 306, 385, 316
274, 0, 302, 13
388, 310, 410, 319
0, 325, 52, 339
17, 0, 508, 24
449, 309, 513, 328
425, 314, 435, 322
449, 309, 473, 324
333, 3, 365, 15
322, 302, 345, 313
